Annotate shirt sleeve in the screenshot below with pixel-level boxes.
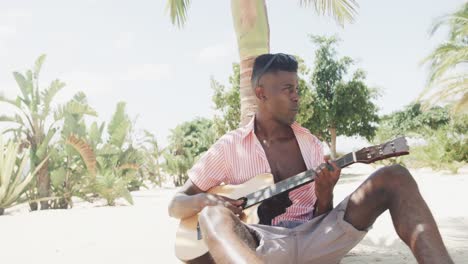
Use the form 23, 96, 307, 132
187, 138, 229, 191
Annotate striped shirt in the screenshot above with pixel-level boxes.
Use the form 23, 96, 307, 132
188, 116, 324, 226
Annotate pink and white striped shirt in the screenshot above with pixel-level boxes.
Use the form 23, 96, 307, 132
188, 116, 324, 226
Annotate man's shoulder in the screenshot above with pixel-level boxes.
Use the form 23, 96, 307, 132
292, 123, 321, 143
214, 127, 247, 146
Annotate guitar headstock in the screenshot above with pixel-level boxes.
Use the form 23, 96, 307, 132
355, 137, 409, 164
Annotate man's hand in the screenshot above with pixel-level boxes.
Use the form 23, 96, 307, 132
314, 160, 341, 215
197, 193, 244, 216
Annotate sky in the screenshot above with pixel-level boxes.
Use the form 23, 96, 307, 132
0, 0, 464, 150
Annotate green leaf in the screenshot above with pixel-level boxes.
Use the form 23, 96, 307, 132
299, 0, 359, 26
0, 114, 22, 125
72, 91, 87, 103
36, 128, 56, 160
33, 54, 47, 79
166, 0, 191, 28
41, 79, 65, 119
0, 135, 47, 209
107, 102, 130, 147
420, 3, 468, 111
54, 101, 98, 121
13, 72, 32, 103
50, 167, 66, 188
88, 122, 103, 146
121, 188, 134, 205
97, 144, 121, 156
0, 93, 21, 108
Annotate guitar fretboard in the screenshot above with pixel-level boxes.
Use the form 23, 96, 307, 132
242, 152, 355, 208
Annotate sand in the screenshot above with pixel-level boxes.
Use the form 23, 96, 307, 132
0, 164, 467, 264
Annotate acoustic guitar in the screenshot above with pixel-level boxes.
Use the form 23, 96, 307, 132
175, 137, 409, 262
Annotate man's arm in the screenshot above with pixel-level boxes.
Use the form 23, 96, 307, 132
168, 179, 243, 219
314, 160, 340, 216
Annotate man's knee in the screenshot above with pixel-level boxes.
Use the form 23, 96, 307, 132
199, 206, 235, 234
199, 206, 240, 247
200, 205, 233, 223
372, 164, 417, 193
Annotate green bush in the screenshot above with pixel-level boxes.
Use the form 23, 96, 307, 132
92, 172, 133, 206
0, 136, 47, 214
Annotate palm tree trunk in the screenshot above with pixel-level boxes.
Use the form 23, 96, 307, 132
239, 57, 257, 125
37, 159, 50, 209
231, 0, 270, 125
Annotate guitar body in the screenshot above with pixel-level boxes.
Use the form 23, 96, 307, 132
175, 173, 274, 262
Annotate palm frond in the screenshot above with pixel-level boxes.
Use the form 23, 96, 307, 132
419, 74, 468, 112
453, 92, 468, 113
430, 3, 468, 41
420, 3, 468, 111
12, 72, 32, 103
299, 0, 359, 26
0, 114, 25, 126
40, 79, 65, 119
72, 91, 88, 104
88, 121, 104, 147
421, 43, 468, 84
0, 93, 20, 109
33, 54, 47, 80
66, 134, 97, 177
107, 102, 131, 147
166, 0, 191, 28
54, 100, 98, 121
35, 127, 56, 160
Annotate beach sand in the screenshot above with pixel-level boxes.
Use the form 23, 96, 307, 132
1, 164, 466, 263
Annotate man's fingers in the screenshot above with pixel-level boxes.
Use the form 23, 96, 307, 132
231, 199, 245, 206
220, 195, 244, 206
225, 203, 243, 215
216, 195, 244, 215
326, 160, 339, 170
211, 201, 242, 215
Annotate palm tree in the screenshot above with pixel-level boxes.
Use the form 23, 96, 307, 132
138, 130, 164, 186
420, 3, 468, 113
0, 55, 97, 209
166, 0, 359, 125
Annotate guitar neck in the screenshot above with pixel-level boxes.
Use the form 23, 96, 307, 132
242, 152, 356, 209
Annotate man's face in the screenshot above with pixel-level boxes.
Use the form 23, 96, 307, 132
257, 70, 300, 125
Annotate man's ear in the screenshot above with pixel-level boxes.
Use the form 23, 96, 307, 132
255, 86, 266, 101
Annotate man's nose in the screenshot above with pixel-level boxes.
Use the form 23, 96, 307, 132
291, 90, 299, 102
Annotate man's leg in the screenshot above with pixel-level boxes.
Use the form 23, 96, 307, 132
344, 164, 453, 264
198, 205, 263, 264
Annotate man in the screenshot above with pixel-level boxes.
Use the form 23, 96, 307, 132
168, 53, 453, 264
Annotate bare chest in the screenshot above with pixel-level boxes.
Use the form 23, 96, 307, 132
260, 137, 307, 183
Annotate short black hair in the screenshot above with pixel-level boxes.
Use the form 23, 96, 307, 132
251, 53, 298, 89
